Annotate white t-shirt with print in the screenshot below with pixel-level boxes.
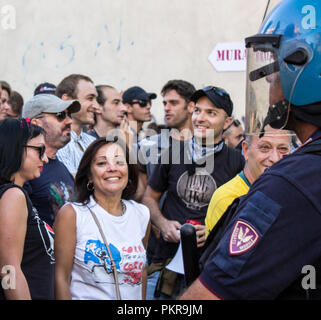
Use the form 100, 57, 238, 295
69, 196, 150, 300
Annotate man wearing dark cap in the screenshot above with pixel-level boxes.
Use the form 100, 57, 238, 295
142, 85, 244, 300
122, 86, 157, 138
34, 82, 57, 96
22, 94, 81, 226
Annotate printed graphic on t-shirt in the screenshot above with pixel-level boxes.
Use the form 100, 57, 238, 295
176, 170, 217, 210
33, 207, 55, 263
84, 240, 146, 286
49, 181, 74, 218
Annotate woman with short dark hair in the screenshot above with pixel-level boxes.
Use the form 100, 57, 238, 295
0, 118, 54, 300
54, 137, 151, 300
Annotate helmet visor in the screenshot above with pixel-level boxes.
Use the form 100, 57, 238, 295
245, 45, 290, 136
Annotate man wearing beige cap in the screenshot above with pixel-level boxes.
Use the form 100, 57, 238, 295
22, 94, 81, 226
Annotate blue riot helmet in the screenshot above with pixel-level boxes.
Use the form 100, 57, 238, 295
244, 0, 321, 136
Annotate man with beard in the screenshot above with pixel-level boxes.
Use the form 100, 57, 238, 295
137, 80, 195, 200
22, 94, 81, 226
87, 85, 127, 139
137, 80, 195, 281
143, 85, 244, 300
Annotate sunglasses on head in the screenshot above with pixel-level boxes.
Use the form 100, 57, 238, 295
130, 99, 151, 107
224, 119, 242, 132
203, 86, 229, 98
24, 145, 46, 160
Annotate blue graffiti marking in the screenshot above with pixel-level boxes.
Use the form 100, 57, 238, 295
117, 20, 123, 51
56, 34, 75, 68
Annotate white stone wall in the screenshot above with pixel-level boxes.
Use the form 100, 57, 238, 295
0, 0, 281, 124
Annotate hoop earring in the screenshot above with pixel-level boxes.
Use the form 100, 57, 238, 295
87, 182, 94, 191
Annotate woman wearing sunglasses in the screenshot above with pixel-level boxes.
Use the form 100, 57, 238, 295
54, 136, 150, 300
0, 118, 55, 300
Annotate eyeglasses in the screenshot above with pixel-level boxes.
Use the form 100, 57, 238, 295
24, 145, 46, 160
203, 86, 229, 97
130, 99, 151, 107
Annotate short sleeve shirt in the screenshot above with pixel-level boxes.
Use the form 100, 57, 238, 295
148, 141, 244, 262
24, 158, 75, 226
57, 130, 96, 175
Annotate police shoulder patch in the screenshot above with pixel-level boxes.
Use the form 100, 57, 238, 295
229, 219, 260, 256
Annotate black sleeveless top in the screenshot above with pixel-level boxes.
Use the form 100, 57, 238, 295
0, 184, 55, 300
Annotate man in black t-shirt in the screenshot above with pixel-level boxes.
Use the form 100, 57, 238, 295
22, 94, 80, 226
142, 86, 244, 300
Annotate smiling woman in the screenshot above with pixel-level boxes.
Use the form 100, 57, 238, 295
0, 118, 55, 300
54, 136, 151, 300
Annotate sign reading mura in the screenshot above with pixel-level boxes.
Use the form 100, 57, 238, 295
1, 4, 16, 30
208, 42, 246, 72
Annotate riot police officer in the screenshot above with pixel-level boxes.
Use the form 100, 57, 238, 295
180, 0, 321, 300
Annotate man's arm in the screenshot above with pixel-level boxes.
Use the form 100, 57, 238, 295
134, 171, 147, 202
179, 278, 221, 300
142, 185, 181, 243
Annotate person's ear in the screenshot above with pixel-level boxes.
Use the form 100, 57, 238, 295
223, 116, 233, 130
31, 117, 42, 128
187, 101, 195, 114
242, 140, 249, 161
61, 93, 72, 101
125, 103, 133, 115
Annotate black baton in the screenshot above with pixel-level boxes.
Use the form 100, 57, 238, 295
181, 223, 200, 287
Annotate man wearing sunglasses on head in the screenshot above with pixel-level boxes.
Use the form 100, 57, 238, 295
143, 85, 244, 300
122, 86, 157, 141
22, 94, 81, 227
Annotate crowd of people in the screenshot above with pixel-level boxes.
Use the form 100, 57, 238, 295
0, 73, 248, 300
0, 73, 297, 300
1, 0, 321, 301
